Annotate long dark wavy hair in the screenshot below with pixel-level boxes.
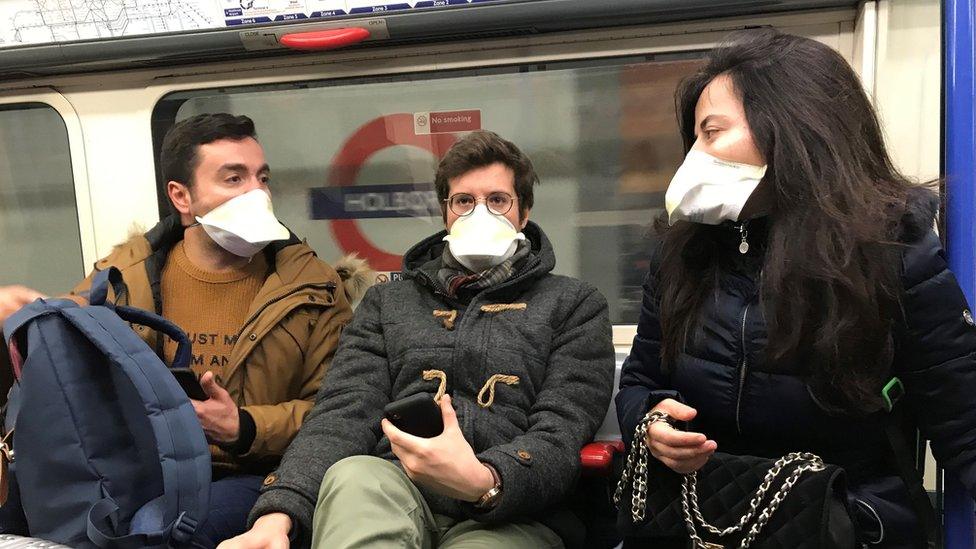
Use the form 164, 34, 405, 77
659, 29, 916, 414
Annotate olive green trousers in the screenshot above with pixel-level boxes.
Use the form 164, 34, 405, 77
311, 456, 563, 549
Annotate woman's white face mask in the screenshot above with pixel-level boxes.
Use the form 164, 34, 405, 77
664, 149, 767, 226
193, 189, 289, 258
443, 204, 526, 272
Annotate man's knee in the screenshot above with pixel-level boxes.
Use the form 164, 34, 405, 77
190, 475, 263, 548
439, 520, 564, 549
318, 456, 405, 499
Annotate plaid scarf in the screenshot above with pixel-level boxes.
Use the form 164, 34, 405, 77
438, 238, 532, 298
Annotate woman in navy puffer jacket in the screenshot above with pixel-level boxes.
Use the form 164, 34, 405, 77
616, 29, 976, 548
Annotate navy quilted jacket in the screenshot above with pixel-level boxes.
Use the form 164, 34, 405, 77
616, 189, 976, 547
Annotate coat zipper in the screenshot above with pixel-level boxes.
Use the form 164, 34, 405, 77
234, 281, 337, 340
736, 303, 750, 434
230, 281, 337, 406
738, 223, 750, 254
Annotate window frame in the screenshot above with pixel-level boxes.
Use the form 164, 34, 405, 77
0, 91, 95, 278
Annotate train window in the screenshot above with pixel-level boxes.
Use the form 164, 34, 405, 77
153, 54, 702, 323
0, 103, 83, 294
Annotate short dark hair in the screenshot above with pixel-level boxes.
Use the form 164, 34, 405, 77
434, 131, 538, 219
160, 113, 257, 188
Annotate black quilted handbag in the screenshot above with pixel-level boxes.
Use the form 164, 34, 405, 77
615, 412, 856, 549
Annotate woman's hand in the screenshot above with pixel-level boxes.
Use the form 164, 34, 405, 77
644, 399, 716, 474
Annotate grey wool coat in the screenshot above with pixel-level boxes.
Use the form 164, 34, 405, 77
248, 221, 615, 547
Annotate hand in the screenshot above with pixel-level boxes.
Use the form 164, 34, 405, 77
382, 394, 495, 502
191, 371, 240, 445
644, 399, 716, 474
0, 285, 44, 324
217, 512, 291, 549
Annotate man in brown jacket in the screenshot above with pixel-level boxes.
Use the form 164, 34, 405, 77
70, 114, 364, 547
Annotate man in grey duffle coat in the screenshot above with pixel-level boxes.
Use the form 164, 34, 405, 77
223, 130, 615, 549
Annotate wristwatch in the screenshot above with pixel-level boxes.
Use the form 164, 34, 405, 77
474, 464, 503, 510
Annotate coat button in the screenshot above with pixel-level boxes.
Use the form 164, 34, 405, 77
249, 333, 257, 341
263, 474, 277, 486
964, 309, 975, 327
516, 449, 532, 464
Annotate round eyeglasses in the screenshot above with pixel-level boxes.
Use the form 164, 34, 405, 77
444, 192, 516, 217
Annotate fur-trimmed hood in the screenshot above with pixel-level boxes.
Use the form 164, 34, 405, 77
333, 253, 374, 305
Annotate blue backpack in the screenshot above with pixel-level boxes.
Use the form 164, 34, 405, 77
1, 267, 210, 548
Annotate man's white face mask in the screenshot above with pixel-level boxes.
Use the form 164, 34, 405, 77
664, 149, 768, 226
443, 204, 526, 273
193, 188, 289, 258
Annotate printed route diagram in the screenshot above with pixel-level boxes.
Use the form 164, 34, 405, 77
0, 0, 468, 48
0, 0, 223, 46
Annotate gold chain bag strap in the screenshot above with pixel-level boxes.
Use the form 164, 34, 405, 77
614, 411, 845, 549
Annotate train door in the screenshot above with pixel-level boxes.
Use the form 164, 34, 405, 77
0, 90, 94, 293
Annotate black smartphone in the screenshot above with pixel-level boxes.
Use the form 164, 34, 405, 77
172, 368, 209, 401
383, 392, 443, 438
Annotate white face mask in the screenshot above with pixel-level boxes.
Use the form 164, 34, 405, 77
664, 149, 768, 226
442, 204, 526, 272
193, 189, 290, 258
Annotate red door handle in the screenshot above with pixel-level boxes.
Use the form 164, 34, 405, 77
279, 27, 371, 51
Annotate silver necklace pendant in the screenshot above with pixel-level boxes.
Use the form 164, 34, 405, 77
738, 224, 749, 254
